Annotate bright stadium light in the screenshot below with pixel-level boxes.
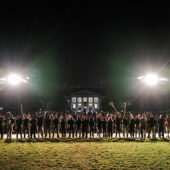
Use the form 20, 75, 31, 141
137, 73, 168, 86
7, 74, 22, 86
144, 73, 158, 86
0, 73, 29, 86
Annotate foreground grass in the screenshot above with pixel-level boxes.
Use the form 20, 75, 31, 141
0, 139, 169, 169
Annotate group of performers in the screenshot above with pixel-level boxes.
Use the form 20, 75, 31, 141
0, 112, 170, 139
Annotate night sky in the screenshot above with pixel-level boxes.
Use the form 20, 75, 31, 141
1, 3, 170, 101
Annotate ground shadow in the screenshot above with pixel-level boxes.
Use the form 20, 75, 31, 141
1, 137, 169, 143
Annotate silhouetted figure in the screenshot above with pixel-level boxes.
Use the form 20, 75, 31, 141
16, 116, 22, 139
108, 118, 113, 138
158, 115, 164, 138
76, 116, 81, 138
30, 116, 37, 138
68, 117, 75, 138
60, 118, 66, 138
53, 116, 59, 138
102, 118, 106, 137
37, 116, 44, 138
89, 117, 94, 138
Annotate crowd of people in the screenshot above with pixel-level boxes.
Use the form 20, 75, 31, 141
0, 111, 170, 139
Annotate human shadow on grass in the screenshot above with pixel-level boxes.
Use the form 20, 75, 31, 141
2, 137, 170, 143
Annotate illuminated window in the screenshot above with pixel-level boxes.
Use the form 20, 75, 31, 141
89, 97, 93, 102
72, 104, 76, 109
72, 97, 76, 103
78, 103, 82, 108
83, 97, 87, 102
94, 104, 98, 109
94, 97, 98, 103
78, 97, 82, 103
89, 103, 93, 109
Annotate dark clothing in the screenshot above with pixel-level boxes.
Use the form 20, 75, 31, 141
135, 118, 140, 128
149, 117, 155, 127
45, 118, 51, 138
140, 118, 146, 138
129, 119, 135, 137
89, 118, 94, 138
76, 118, 81, 137
38, 117, 43, 127
0, 118, 4, 139
108, 119, 113, 138
68, 119, 75, 138
16, 118, 22, 139
76, 119, 81, 129
30, 118, 37, 138
116, 117, 121, 132
102, 120, 106, 137
123, 118, 128, 126
82, 119, 88, 138
116, 117, 121, 137
97, 118, 102, 137
158, 118, 164, 138
23, 119, 29, 138
60, 119, 66, 138
53, 118, 59, 138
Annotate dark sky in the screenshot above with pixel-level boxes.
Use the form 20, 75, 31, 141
1, 3, 170, 99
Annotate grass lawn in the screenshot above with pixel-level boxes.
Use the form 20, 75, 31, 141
0, 138, 169, 169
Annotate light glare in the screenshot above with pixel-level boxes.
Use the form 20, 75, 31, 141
144, 73, 158, 86
7, 74, 22, 86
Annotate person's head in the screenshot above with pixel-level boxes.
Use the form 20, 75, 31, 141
160, 115, 162, 119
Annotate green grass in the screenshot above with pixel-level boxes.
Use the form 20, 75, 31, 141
0, 138, 170, 169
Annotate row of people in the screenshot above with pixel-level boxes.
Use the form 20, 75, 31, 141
0, 112, 170, 139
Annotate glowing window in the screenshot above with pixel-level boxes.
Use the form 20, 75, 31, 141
78, 97, 82, 103
89, 97, 93, 102
72, 104, 76, 109
94, 97, 98, 103
89, 104, 93, 109
83, 97, 87, 102
78, 104, 82, 109
94, 104, 98, 109
72, 97, 76, 103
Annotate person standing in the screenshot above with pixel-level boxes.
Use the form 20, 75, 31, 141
45, 115, 51, 138
23, 115, 30, 138
89, 117, 94, 138
68, 117, 75, 138
97, 116, 102, 138
158, 115, 165, 138
37, 115, 44, 138
82, 116, 88, 138
30, 115, 37, 138
0, 115, 4, 139
115, 113, 121, 138
76, 116, 81, 138
107, 117, 113, 138
7, 114, 15, 139
129, 114, 135, 138
135, 115, 140, 138
148, 115, 156, 139
165, 114, 170, 137
16, 115, 23, 139
60, 117, 66, 138
140, 114, 147, 138
102, 117, 107, 137
122, 116, 129, 138
52, 115, 59, 138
